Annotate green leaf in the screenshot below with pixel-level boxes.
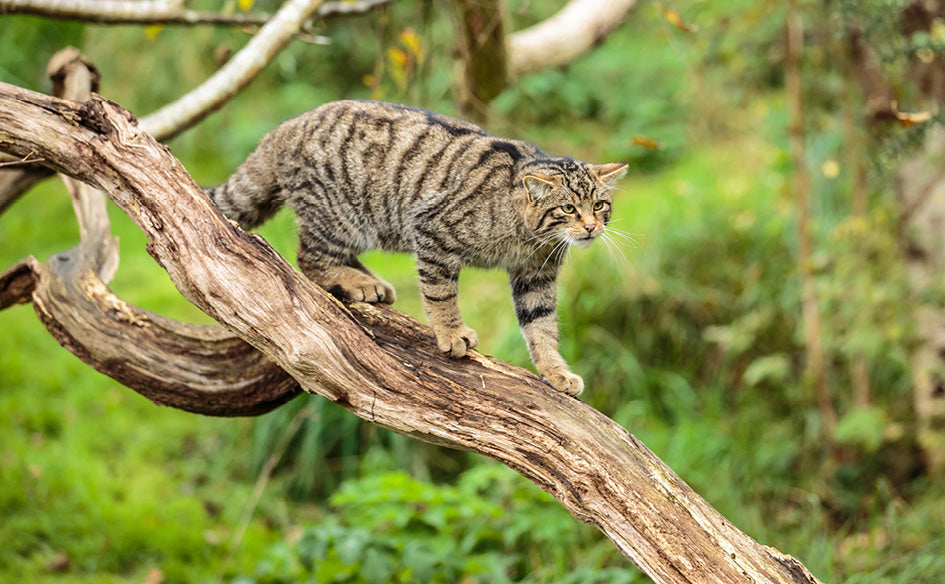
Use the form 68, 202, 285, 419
742, 354, 791, 388
362, 547, 395, 584
834, 407, 887, 452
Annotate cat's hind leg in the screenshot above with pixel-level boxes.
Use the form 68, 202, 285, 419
297, 236, 395, 304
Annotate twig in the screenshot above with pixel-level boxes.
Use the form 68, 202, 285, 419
0, 0, 394, 26
0, 152, 45, 167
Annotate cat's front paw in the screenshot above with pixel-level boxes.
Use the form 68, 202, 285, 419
542, 367, 584, 396
434, 325, 479, 358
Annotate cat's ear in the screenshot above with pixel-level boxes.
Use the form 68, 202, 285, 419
591, 162, 628, 186
522, 173, 557, 204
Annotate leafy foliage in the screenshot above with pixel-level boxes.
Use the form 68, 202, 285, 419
225, 467, 637, 584
2, 0, 945, 583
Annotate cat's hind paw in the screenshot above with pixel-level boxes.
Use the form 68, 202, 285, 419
324, 272, 396, 304
543, 368, 584, 397
435, 325, 479, 359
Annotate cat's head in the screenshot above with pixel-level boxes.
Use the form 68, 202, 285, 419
521, 160, 627, 249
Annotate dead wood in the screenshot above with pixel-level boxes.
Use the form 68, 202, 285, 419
0, 48, 302, 416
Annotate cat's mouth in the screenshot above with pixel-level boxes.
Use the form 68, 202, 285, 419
570, 234, 597, 249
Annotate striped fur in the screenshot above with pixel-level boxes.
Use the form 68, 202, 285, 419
205, 100, 627, 395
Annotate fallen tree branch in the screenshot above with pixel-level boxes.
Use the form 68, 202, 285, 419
0, 0, 392, 25
0, 83, 824, 584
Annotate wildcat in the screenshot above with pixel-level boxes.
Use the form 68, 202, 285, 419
205, 100, 626, 396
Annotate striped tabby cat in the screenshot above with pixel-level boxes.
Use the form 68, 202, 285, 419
206, 100, 626, 396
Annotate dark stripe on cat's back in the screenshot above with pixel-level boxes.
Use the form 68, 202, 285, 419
337, 119, 360, 198
421, 109, 487, 138
408, 138, 457, 204
418, 161, 509, 225
490, 140, 523, 162
391, 127, 435, 230
316, 105, 348, 149
393, 127, 434, 190
435, 134, 482, 193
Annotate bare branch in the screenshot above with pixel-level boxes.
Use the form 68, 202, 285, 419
46, 46, 120, 283
0, 0, 393, 26
0, 0, 361, 203
0, 83, 824, 584
0, 50, 302, 416
139, 0, 326, 141
508, 0, 638, 77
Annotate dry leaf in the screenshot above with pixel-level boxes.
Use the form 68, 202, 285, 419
632, 135, 663, 150
663, 8, 698, 33
891, 101, 933, 128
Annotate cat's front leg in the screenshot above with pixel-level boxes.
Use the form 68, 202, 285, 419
509, 267, 584, 396
416, 256, 478, 358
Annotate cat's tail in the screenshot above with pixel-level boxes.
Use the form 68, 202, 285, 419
204, 142, 286, 230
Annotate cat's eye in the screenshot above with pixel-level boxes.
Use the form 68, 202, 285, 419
561, 204, 577, 214
593, 201, 608, 211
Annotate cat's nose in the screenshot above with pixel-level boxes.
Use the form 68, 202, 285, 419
583, 223, 596, 233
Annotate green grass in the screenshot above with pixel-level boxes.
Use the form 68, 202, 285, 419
4, 1, 945, 582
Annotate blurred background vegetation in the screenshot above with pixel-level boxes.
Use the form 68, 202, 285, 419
2, 0, 945, 582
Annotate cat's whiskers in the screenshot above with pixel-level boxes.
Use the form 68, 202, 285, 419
523, 230, 565, 263
539, 235, 570, 273
599, 231, 627, 267
603, 226, 640, 248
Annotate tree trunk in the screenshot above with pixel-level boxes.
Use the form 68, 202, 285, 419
450, 0, 508, 121
896, 126, 945, 474
0, 83, 824, 584
450, 0, 638, 119
786, 3, 836, 437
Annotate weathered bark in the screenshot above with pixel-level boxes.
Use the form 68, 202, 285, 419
451, 0, 508, 121
1, 251, 303, 416
0, 82, 824, 584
